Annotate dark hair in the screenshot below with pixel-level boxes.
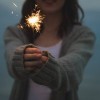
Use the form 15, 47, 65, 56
20, 0, 84, 43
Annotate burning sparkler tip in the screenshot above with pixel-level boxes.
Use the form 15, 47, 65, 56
25, 5, 45, 32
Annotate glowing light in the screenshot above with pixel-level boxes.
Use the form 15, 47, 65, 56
25, 5, 45, 32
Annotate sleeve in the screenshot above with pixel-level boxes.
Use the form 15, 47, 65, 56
57, 30, 96, 91
28, 27, 96, 92
4, 26, 32, 79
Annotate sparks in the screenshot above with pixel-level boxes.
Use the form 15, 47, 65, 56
12, 2, 18, 7
11, 11, 14, 14
17, 24, 23, 29
25, 5, 45, 32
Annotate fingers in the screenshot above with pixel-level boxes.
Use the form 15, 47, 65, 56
24, 56, 48, 71
24, 60, 42, 67
41, 56, 48, 63
24, 47, 42, 61
24, 53, 42, 61
25, 48, 41, 54
24, 47, 49, 71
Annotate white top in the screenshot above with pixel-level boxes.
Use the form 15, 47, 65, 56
28, 41, 62, 100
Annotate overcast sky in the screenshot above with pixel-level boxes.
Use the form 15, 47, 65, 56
0, 0, 100, 11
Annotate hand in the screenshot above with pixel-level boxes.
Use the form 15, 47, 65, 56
23, 47, 48, 71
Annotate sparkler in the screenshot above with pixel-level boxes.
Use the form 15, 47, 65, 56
25, 5, 45, 32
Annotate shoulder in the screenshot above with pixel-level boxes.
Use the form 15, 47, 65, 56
62, 25, 96, 48
4, 25, 28, 43
72, 25, 95, 36
68, 25, 96, 41
4, 25, 26, 38
4, 25, 23, 35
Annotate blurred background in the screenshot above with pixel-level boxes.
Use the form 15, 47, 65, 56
0, 0, 100, 100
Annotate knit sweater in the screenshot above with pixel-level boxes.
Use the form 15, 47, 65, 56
4, 25, 96, 100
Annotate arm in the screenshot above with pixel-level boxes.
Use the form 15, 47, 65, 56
28, 27, 96, 92
4, 26, 30, 79
57, 30, 96, 91
4, 26, 48, 79
4, 26, 96, 92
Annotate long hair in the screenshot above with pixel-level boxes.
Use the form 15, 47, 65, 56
20, 0, 84, 43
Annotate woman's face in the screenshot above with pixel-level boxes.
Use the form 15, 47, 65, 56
36, 0, 65, 14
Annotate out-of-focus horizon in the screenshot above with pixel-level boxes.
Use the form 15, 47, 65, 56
0, 0, 100, 100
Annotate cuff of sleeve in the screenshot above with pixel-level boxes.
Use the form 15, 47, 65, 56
12, 44, 36, 79
29, 54, 61, 90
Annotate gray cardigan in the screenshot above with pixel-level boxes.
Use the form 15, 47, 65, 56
4, 25, 96, 100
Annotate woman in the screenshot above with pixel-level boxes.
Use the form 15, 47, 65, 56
4, 0, 96, 100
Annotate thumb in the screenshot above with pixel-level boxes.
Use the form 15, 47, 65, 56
41, 56, 48, 64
